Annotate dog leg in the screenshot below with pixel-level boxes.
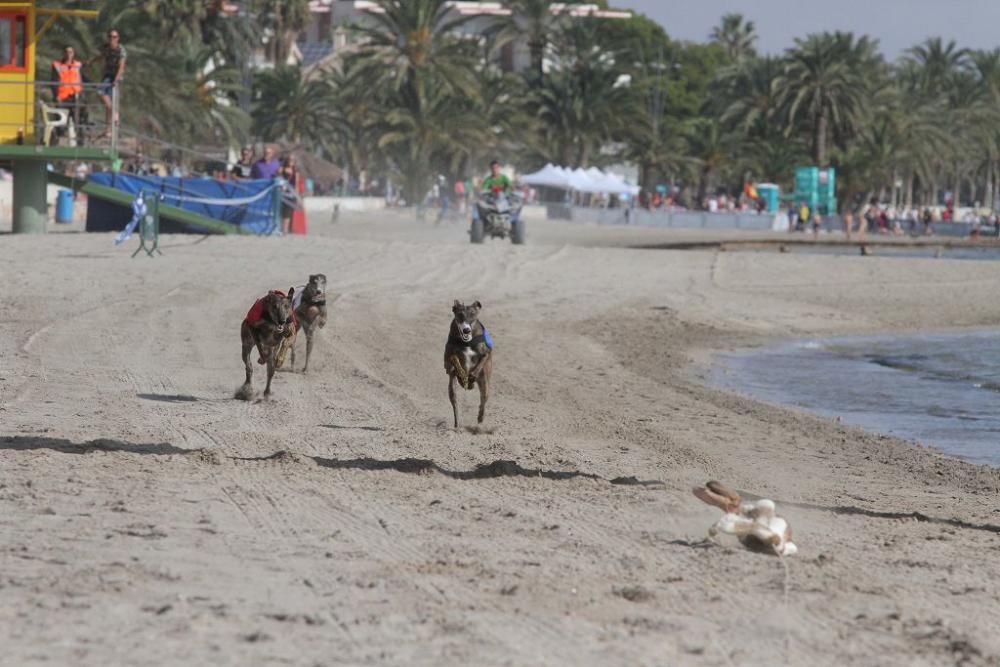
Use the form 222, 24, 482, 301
448, 374, 459, 428
237, 326, 255, 400
290, 329, 298, 370
477, 376, 489, 424
303, 327, 314, 374
264, 352, 276, 397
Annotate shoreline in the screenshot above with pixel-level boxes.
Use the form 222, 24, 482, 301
701, 327, 1000, 469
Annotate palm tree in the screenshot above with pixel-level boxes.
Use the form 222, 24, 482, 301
530, 18, 634, 166
257, 0, 311, 65
685, 117, 734, 205
466, 66, 535, 171
503, 0, 571, 84
710, 13, 757, 63
903, 37, 968, 98
350, 0, 481, 204
321, 61, 386, 191
713, 55, 783, 137
378, 75, 482, 209
775, 32, 873, 165
354, 0, 478, 94
252, 65, 334, 145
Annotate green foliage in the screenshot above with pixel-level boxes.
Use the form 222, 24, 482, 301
35, 1, 1000, 211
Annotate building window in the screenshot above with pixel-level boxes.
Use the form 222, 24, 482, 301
0, 14, 27, 72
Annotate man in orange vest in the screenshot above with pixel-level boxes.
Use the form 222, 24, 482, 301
52, 46, 83, 143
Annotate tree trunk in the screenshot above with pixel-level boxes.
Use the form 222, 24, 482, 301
529, 39, 544, 86
985, 161, 993, 210
814, 111, 828, 166
994, 160, 1000, 211
905, 171, 914, 210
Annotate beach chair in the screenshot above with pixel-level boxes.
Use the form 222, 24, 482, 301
39, 101, 77, 147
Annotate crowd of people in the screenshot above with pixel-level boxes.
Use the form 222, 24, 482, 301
787, 198, 1000, 240
227, 145, 302, 235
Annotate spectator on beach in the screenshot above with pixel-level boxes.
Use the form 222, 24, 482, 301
812, 212, 822, 238
231, 146, 254, 179
843, 210, 854, 240
52, 46, 83, 143
797, 201, 810, 232
454, 179, 466, 213
88, 29, 126, 139
877, 208, 889, 234
921, 207, 934, 235
863, 201, 877, 234
250, 145, 280, 180
278, 155, 300, 235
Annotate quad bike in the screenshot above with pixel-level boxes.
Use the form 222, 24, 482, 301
471, 189, 525, 244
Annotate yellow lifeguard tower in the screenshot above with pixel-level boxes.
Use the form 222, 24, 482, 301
0, 1, 114, 233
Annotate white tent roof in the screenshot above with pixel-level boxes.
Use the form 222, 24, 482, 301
520, 163, 572, 188
520, 163, 639, 195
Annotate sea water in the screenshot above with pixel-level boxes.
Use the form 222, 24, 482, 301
713, 331, 1000, 467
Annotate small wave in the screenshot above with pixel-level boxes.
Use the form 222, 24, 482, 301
866, 354, 928, 373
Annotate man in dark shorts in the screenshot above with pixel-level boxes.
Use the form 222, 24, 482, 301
88, 29, 126, 138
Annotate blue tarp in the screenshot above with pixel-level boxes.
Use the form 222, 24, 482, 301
86, 172, 278, 235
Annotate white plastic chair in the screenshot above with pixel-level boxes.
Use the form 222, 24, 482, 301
40, 102, 77, 146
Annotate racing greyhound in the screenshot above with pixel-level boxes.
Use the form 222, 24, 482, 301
291, 273, 328, 373
444, 300, 493, 428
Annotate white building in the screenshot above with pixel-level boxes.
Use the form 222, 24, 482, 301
299, 1, 631, 71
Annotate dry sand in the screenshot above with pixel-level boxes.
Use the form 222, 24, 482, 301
2, 211, 999, 666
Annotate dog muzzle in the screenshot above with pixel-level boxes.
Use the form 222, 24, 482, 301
460, 328, 472, 342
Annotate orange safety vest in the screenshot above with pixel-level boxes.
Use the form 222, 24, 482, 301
53, 60, 83, 101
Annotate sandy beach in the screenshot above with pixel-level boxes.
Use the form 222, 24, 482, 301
2, 211, 999, 666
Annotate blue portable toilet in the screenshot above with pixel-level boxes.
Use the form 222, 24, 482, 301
56, 189, 74, 224
756, 183, 780, 213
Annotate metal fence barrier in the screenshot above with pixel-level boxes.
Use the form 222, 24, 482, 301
0, 79, 118, 151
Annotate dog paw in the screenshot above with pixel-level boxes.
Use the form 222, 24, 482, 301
257, 357, 266, 365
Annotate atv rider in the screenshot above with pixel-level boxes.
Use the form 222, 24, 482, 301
482, 159, 511, 193
473, 159, 521, 227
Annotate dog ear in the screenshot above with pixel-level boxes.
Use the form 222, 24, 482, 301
473, 300, 482, 309
309, 274, 317, 282
288, 287, 295, 299
453, 300, 462, 311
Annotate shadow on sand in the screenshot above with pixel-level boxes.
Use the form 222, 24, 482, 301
231, 451, 666, 486
0, 435, 191, 456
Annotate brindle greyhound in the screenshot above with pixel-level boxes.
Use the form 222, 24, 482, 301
290, 274, 327, 373
444, 300, 493, 428
236, 288, 296, 400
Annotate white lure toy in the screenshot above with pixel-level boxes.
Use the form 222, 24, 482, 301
693, 481, 797, 557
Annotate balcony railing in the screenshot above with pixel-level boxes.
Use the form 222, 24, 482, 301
0, 79, 119, 156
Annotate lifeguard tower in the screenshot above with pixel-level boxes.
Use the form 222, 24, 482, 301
0, 1, 116, 234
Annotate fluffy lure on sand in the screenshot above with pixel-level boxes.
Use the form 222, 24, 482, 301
693, 481, 797, 557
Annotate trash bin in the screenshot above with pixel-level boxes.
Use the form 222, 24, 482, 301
56, 189, 75, 224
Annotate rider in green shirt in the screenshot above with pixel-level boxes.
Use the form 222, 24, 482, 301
482, 160, 511, 192
473, 159, 521, 229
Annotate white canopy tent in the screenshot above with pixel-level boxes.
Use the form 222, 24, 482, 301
520, 163, 638, 195
520, 163, 573, 189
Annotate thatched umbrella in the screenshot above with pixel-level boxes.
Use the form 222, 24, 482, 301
274, 144, 343, 193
